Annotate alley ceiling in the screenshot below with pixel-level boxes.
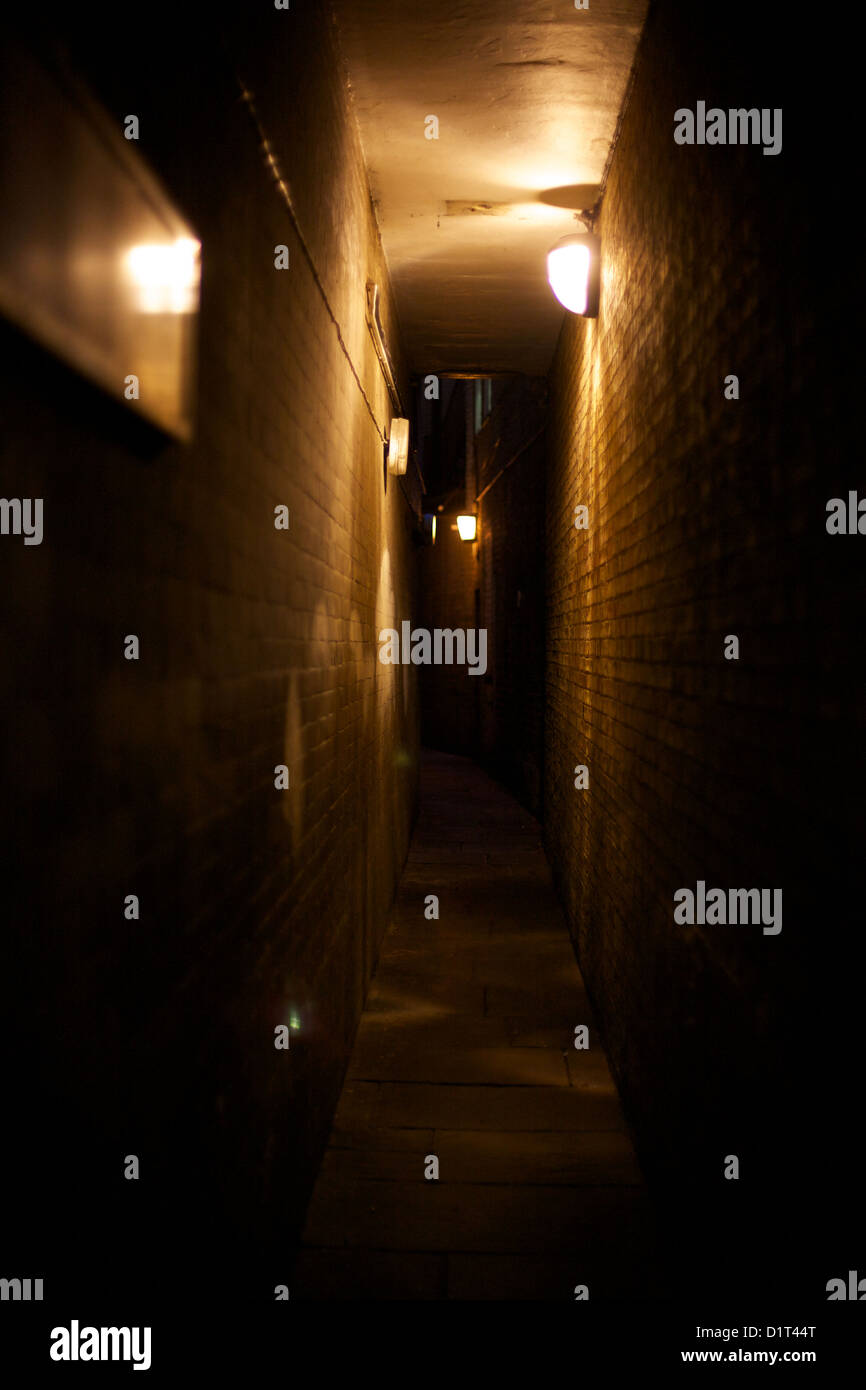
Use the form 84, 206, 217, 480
333, 0, 648, 377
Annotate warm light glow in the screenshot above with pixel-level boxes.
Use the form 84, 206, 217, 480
457, 514, 477, 541
126, 237, 201, 314
546, 233, 599, 316
387, 417, 410, 475
431, 516, 437, 544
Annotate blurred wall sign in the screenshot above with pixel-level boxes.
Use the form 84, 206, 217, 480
0, 44, 201, 442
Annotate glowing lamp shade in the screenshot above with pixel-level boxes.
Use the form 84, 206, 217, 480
546, 233, 600, 317
421, 513, 437, 545
387, 417, 410, 474
456, 514, 477, 542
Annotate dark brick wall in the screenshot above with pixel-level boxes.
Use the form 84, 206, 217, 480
417, 375, 544, 800
477, 377, 547, 815
417, 377, 547, 806
417, 497, 480, 756
544, 1, 863, 1295
0, 4, 418, 1300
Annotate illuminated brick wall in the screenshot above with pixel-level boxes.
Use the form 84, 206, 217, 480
0, 6, 418, 1294
544, 0, 862, 1294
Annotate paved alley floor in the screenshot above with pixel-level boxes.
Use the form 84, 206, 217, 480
293, 751, 662, 1300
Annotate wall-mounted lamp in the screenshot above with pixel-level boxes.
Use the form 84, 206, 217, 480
126, 237, 201, 314
547, 233, 600, 317
456, 513, 478, 542
422, 513, 437, 545
387, 417, 410, 474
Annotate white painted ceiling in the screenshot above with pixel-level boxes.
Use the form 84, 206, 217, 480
333, 0, 648, 376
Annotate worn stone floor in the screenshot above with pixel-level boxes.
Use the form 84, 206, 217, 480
293, 750, 663, 1299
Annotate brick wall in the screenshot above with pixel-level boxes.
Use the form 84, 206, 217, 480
417, 496, 480, 756
0, 5, 418, 1300
544, 0, 863, 1295
477, 377, 547, 815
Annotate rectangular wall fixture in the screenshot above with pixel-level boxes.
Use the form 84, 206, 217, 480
0, 43, 201, 442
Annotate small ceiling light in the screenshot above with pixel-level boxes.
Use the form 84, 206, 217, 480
547, 233, 600, 317
456, 513, 477, 542
387, 417, 410, 474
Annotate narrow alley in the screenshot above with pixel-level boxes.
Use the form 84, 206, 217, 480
0, 0, 862, 1361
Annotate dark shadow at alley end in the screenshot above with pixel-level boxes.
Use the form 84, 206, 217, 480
0, 0, 863, 1315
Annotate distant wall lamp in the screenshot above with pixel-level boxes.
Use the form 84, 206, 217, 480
456, 513, 478, 542
547, 233, 600, 317
387, 417, 410, 474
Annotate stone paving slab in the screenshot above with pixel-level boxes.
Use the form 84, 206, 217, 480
302, 1175, 654, 1254
331, 1079, 627, 1131
322, 1127, 644, 1186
